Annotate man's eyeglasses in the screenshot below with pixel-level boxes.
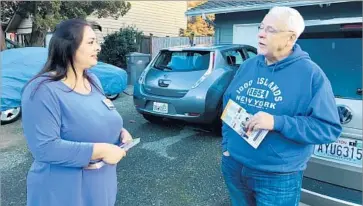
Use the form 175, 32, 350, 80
258, 25, 294, 34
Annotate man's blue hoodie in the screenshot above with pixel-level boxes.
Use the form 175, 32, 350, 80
222, 44, 342, 173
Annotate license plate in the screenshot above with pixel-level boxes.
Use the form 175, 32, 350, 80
314, 137, 362, 167
153, 102, 168, 113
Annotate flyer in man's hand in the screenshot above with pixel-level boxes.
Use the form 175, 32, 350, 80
221, 99, 268, 149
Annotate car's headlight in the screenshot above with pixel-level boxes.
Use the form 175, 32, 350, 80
138, 67, 150, 85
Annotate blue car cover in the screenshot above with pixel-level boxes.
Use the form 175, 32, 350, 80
1, 47, 127, 111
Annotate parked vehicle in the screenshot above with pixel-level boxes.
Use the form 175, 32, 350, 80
1, 47, 128, 125
5, 38, 21, 49
133, 44, 257, 130
298, 24, 362, 206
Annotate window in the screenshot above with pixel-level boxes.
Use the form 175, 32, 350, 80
223, 50, 244, 68
297, 30, 362, 100
153, 50, 210, 71
245, 47, 257, 58
247, 50, 257, 58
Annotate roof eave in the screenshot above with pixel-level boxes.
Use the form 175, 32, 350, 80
185, 0, 358, 16
5, 14, 22, 33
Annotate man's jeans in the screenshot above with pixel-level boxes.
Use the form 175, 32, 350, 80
221, 154, 304, 206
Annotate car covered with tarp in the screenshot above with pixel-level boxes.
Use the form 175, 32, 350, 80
1, 47, 127, 124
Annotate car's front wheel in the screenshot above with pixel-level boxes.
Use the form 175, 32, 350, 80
1, 107, 21, 125
211, 105, 223, 136
142, 114, 164, 123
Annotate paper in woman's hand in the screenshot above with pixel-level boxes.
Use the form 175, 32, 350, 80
120, 138, 140, 151
85, 138, 141, 170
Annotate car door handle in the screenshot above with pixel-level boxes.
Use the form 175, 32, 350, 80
158, 79, 171, 87
357, 88, 362, 95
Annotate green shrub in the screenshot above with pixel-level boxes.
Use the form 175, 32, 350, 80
99, 26, 143, 68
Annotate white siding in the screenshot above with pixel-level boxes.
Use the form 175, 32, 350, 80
87, 1, 187, 43
16, 17, 32, 34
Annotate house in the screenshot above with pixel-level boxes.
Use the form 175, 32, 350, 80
185, 0, 362, 48
4, 14, 31, 45
5, 1, 187, 45
87, 1, 187, 43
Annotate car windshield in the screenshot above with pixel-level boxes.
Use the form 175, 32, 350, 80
298, 28, 362, 100
153, 50, 210, 72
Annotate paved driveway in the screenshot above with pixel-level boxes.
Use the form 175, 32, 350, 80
0, 86, 310, 206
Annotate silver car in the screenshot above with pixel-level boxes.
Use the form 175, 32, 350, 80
133, 44, 257, 128
298, 27, 362, 206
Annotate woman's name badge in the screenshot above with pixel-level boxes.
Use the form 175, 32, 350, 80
102, 98, 116, 110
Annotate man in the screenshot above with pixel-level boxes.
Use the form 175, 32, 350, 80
221, 6, 342, 206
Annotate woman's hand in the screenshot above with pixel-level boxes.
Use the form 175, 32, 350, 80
102, 144, 126, 165
120, 128, 133, 144
92, 143, 126, 165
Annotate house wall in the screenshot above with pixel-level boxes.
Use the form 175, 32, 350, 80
16, 17, 32, 34
87, 1, 188, 43
214, 1, 362, 44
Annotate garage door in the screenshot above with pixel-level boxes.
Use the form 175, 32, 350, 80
233, 24, 259, 48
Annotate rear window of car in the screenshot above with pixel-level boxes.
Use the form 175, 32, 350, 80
153, 50, 210, 71
298, 29, 362, 100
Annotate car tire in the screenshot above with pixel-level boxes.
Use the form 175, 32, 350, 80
211, 105, 223, 136
0, 107, 21, 125
211, 117, 222, 136
142, 114, 164, 123
106, 93, 120, 101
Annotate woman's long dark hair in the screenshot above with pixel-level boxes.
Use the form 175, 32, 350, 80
26, 18, 103, 96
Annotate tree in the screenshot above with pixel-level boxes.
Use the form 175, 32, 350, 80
182, 15, 215, 37
1, 1, 17, 23
0, 1, 131, 46
187, 1, 204, 9
98, 26, 143, 69
180, 1, 214, 37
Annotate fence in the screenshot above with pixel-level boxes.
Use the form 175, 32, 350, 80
149, 36, 215, 58
97, 27, 215, 57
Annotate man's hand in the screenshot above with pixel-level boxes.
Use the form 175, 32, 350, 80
246, 111, 274, 131
120, 128, 133, 144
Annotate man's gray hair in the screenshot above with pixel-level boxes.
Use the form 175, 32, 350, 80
268, 6, 305, 38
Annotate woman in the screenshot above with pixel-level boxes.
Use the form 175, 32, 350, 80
21, 19, 133, 206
